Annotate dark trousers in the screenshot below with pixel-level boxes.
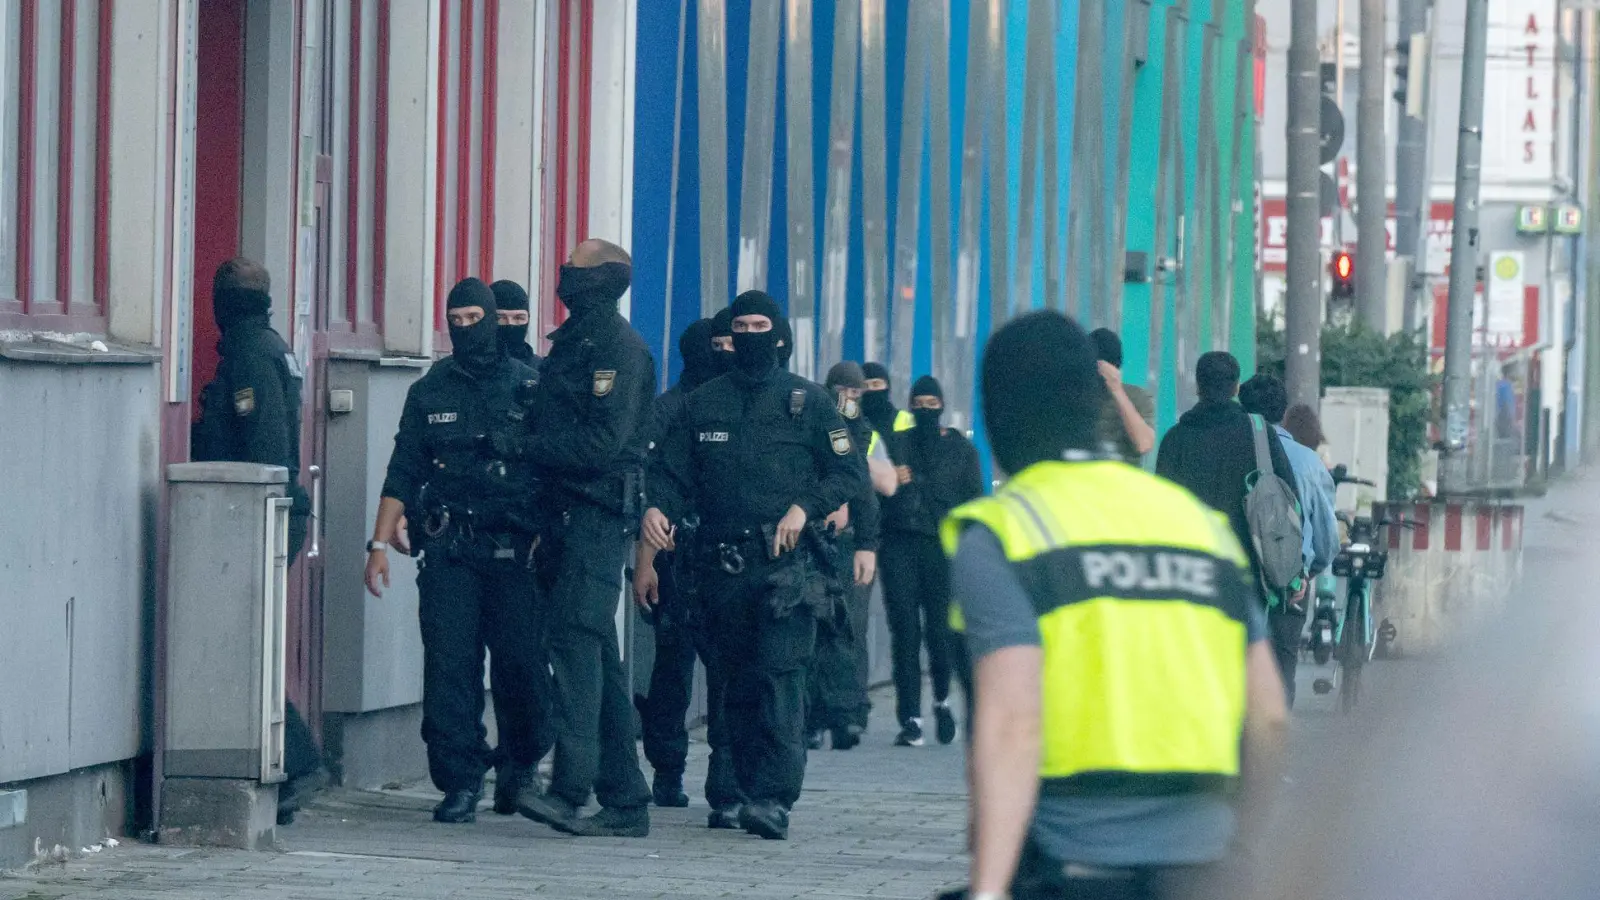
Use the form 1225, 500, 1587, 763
880, 532, 954, 724
639, 552, 739, 807
1268, 605, 1307, 708
699, 551, 817, 810
542, 503, 650, 810
806, 535, 869, 731
416, 550, 550, 793
1003, 841, 1239, 900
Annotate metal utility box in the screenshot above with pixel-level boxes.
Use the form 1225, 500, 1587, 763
1322, 387, 1390, 511
164, 462, 290, 784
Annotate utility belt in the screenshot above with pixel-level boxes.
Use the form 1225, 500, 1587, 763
696, 528, 770, 576
418, 504, 539, 567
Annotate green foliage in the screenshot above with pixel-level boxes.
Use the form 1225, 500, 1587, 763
1256, 313, 1434, 501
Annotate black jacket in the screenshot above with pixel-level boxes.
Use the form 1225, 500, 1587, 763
882, 426, 984, 537
525, 310, 655, 513
840, 415, 882, 552
649, 367, 868, 537
506, 340, 544, 369
192, 316, 309, 512
1156, 399, 1300, 569
380, 355, 543, 531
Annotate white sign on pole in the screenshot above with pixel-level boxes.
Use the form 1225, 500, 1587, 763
1486, 251, 1526, 346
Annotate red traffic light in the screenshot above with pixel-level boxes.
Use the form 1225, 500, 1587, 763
1330, 251, 1355, 298
1334, 251, 1353, 279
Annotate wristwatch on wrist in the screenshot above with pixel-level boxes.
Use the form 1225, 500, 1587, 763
366, 540, 389, 553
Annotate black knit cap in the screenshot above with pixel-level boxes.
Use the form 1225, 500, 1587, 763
730, 289, 784, 325
910, 375, 943, 402
982, 310, 1105, 475
490, 279, 529, 311
826, 361, 866, 391
447, 277, 497, 314
711, 307, 734, 338
861, 362, 890, 386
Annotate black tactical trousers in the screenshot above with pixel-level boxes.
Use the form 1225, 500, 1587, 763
698, 548, 817, 810
880, 532, 955, 724
416, 545, 550, 793
542, 503, 651, 810
807, 531, 870, 732
639, 553, 740, 808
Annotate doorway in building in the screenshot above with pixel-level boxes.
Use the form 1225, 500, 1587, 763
191, 0, 328, 751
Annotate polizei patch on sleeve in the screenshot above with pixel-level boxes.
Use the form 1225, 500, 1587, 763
697, 431, 730, 443
592, 370, 617, 396
233, 387, 255, 416
427, 412, 458, 425
829, 428, 853, 455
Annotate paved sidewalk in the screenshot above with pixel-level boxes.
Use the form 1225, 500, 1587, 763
0, 686, 968, 900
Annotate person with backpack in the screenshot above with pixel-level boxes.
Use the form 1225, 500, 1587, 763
1157, 353, 1303, 699
1240, 375, 1339, 705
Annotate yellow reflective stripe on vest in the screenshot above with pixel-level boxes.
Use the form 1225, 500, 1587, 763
894, 409, 915, 432
868, 430, 882, 457
941, 460, 1250, 786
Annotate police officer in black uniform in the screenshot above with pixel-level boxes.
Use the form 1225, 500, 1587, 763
191, 257, 321, 827
644, 290, 867, 841
709, 307, 735, 373
491, 279, 542, 367
515, 239, 655, 838
632, 319, 738, 812
805, 362, 888, 751
363, 278, 550, 825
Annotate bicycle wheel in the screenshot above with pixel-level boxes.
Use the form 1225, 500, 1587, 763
1339, 588, 1366, 714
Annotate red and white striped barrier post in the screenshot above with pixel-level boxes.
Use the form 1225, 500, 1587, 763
1373, 502, 1524, 656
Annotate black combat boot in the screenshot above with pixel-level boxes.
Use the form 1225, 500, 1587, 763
433, 789, 482, 824
517, 791, 582, 835
572, 806, 650, 838
652, 772, 689, 808
739, 800, 790, 840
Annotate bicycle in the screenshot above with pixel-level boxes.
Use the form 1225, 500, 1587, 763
1307, 468, 1414, 713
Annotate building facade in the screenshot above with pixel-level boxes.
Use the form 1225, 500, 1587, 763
0, 0, 1260, 864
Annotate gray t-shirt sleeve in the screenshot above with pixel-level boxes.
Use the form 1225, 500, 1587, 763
953, 525, 1041, 659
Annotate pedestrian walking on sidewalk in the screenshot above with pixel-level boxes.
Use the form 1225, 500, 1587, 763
644, 290, 867, 840
947, 311, 1288, 900
364, 277, 552, 825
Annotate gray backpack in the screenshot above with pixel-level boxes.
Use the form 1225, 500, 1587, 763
1244, 414, 1305, 593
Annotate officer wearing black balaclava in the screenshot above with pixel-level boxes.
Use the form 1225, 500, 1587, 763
643, 290, 867, 841
860, 362, 915, 438
515, 239, 656, 839
191, 258, 320, 828
709, 307, 736, 376
880, 374, 984, 749
364, 277, 551, 826
633, 318, 739, 813
490, 279, 542, 368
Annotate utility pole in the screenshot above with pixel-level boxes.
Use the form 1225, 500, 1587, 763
1584, 7, 1600, 463
1286, 0, 1323, 410
1355, 0, 1387, 332
1439, 0, 1490, 496
1394, 0, 1431, 333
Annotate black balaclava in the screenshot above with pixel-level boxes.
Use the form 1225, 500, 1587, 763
213, 284, 272, 332
729, 290, 785, 379
860, 362, 897, 434
447, 277, 501, 377
556, 260, 631, 319
490, 279, 532, 355
710, 307, 736, 376
677, 318, 718, 391
982, 311, 1105, 476
910, 375, 945, 432
825, 361, 867, 423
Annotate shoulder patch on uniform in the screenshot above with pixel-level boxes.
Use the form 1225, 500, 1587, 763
592, 370, 617, 397
829, 428, 853, 456
233, 387, 255, 416
427, 412, 458, 425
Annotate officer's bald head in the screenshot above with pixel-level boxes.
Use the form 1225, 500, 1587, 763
570, 239, 632, 269
215, 257, 271, 296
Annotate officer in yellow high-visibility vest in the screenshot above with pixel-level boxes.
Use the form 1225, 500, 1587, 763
944, 311, 1289, 900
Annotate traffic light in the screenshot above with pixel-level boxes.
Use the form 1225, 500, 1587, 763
1393, 38, 1410, 106
1330, 251, 1356, 299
